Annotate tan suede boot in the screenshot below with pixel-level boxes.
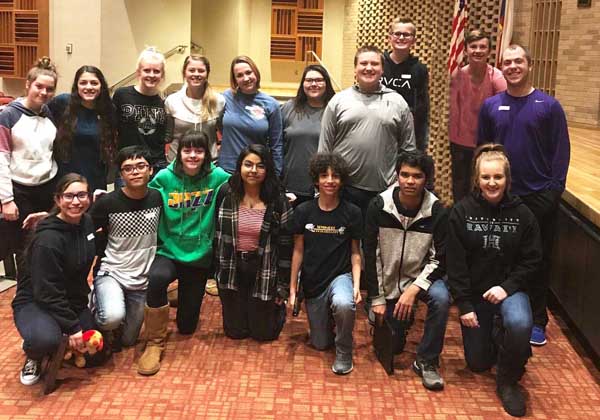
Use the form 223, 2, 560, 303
137, 304, 169, 376
167, 282, 178, 307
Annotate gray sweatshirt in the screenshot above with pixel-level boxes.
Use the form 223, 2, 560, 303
318, 84, 416, 192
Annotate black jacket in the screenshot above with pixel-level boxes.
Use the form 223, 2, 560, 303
12, 214, 96, 334
447, 192, 542, 315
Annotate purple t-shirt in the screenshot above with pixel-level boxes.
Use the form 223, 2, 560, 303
477, 89, 570, 195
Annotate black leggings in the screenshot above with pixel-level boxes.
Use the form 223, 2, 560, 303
0, 179, 56, 277
146, 255, 208, 334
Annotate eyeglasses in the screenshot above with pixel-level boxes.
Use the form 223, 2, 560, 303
390, 31, 415, 39
121, 163, 150, 174
304, 77, 325, 85
242, 160, 266, 172
61, 192, 89, 202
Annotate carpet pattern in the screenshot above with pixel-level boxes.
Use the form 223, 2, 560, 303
1, 288, 599, 419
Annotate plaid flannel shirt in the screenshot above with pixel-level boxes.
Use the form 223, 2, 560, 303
215, 185, 293, 301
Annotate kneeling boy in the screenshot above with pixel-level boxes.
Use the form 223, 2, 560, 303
91, 146, 162, 349
365, 150, 450, 390
290, 153, 362, 375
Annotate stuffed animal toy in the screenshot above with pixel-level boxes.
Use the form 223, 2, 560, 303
64, 330, 104, 368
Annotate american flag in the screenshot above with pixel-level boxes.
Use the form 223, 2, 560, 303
448, 0, 468, 76
495, 0, 514, 67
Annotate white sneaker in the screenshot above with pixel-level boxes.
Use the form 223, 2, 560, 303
20, 358, 41, 386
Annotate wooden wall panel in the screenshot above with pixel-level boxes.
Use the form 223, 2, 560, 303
530, 0, 561, 96
271, 0, 323, 62
0, 0, 47, 79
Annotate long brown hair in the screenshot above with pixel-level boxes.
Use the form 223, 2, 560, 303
54, 65, 116, 164
229, 55, 261, 91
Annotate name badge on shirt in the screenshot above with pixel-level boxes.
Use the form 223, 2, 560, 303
87, 233, 95, 241
498, 105, 510, 111
145, 212, 155, 219
401, 74, 412, 79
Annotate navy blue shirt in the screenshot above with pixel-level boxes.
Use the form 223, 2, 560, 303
49, 93, 113, 192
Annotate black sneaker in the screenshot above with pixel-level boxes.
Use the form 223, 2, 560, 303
20, 358, 41, 386
331, 353, 353, 375
412, 359, 444, 390
497, 382, 526, 417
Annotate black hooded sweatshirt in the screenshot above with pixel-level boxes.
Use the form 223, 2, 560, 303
382, 52, 429, 149
447, 192, 542, 315
12, 214, 96, 334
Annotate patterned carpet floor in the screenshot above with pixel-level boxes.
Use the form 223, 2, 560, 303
0, 287, 599, 419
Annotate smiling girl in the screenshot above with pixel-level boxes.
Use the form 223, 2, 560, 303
281, 65, 335, 207
113, 47, 167, 175
12, 173, 98, 386
164, 55, 224, 162
0, 57, 59, 282
218, 56, 283, 175
138, 130, 229, 376
215, 144, 293, 341
49, 66, 117, 192
447, 143, 542, 417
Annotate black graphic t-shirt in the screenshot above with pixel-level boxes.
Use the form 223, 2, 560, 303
293, 199, 363, 298
113, 85, 166, 164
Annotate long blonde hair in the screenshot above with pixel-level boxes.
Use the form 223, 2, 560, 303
182, 55, 220, 121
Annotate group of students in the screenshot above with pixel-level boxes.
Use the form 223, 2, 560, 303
0, 16, 567, 419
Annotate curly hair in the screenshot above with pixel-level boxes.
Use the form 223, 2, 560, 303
308, 152, 350, 186
54, 66, 116, 164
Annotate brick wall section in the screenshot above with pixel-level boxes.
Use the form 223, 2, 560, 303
512, 0, 532, 46
341, 0, 359, 88
555, 2, 600, 127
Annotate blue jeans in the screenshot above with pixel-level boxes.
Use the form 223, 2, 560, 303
385, 278, 450, 363
305, 273, 356, 357
460, 291, 532, 383
13, 302, 96, 361
93, 274, 146, 347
